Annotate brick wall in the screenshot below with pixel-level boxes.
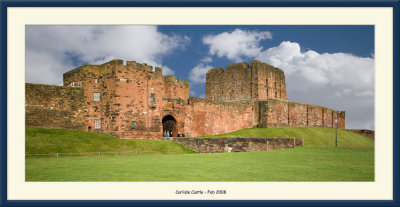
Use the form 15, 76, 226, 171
338, 111, 346, 130
163, 137, 304, 153
205, 63, 252, 101
263, 99, 289, 127
205, 60, 287, 102
163, 76, 190, 101
307, 105, 323, 127
63, 59, 190, 139
26, 59, 345, 139
63, 61, 118, 133
251, 60, 287, 100
25, 83, 86, 130
255, 99, 345, 129
288, 102, 308, 127
185, 98, 255, 137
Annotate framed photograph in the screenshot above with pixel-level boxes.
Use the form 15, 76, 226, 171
1, 0, 399, 206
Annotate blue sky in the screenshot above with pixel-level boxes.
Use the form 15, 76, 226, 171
25, 25, 374, 130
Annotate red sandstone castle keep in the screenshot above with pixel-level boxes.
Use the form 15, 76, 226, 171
25, 59, 345, 139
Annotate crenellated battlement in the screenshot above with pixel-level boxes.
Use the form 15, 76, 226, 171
206, 67, 224, 76
206, 62, 251, 77
225, 62, 249, 71
163, 75, 190, 87
101, 59, 124, 66
251, 60, 285, 76
205, 60, 287, 102
206, 61, 283, 78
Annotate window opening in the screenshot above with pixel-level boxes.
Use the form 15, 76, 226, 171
93, 92, 100, 102
94, 120, 101, 129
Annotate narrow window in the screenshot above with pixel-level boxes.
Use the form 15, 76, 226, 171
151, 93, 155, 102
93, 92, 100, 102
266, 79, 269, 98
275, 82, 277, 98
95, 78, 98, 84
94, 120, 101, 130
132, 121, 137, 130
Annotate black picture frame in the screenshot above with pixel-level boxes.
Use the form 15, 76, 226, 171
1, 0, 399, 206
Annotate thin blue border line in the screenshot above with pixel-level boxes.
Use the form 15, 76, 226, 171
0, 1, 7, 207
1, 0, 399, 207
0, 0, 399, 7
393, 0, 399, 205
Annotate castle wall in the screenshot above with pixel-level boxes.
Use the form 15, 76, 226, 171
205, 60, 287, 102
323, 108, 334, 128
163, 137, 304, 153
205, 62, 252, 101
63, 61, 117, 133
288, 102, 308, 127
63, 59, 190, 139
25, 83, 86, 130
185, 98, 254, 137
307, 105, 323, 127
338, 111, 345, 130
256, 99, 345, 129
26, 59, 345, 139
251, 60, 287, 100
163, 76, 189, 101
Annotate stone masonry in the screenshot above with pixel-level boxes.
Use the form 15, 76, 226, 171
163, 137, 304, 153
25, 59, 345, 139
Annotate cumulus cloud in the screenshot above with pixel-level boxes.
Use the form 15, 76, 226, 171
203, 29, 272, 62
26, 26, 190, 85
256, 41, 374, 129
256, 41, 374, 96
188, 63, 214, 84
200, 56, 213, 63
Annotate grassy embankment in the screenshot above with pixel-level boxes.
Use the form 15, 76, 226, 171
205, 127, 374, 147
26, 127, 194, 156
25, 127, 374, 181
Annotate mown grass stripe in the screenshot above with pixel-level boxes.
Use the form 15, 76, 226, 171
26, 147, 374, 181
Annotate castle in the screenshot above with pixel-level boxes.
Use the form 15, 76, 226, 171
25, 59, 345, 139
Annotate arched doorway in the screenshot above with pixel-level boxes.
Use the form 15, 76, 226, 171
162, 115, 177, 137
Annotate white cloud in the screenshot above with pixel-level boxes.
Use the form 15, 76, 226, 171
256, 41, 374, 129
200, 56, 213, 63
188, 64, 214, 84
203, 29, 272, 62
26, 26, 190, 85
256, 41, 374, 96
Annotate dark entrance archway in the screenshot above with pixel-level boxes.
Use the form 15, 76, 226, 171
162, 115, 177, 137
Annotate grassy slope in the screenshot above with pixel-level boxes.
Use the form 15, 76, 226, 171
26, 147, 374, 181
26, 128, 193, 154
205, 127, 374, 147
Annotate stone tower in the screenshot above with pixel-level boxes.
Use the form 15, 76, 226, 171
62, 59, 189, 138
205, 60, 286, 102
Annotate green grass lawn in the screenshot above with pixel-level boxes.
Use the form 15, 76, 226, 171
26, 128, 194, 156
26, 147, 374, 181
205, 127, 374, 147
25, 127, 374, 181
